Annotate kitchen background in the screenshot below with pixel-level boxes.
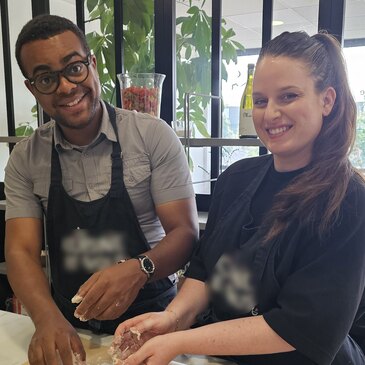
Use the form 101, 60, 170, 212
1, 0, 365, 309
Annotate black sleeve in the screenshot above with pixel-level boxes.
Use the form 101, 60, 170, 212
263, 181, 365, 365
186, 156, 271, 282
185, 172, 227, 282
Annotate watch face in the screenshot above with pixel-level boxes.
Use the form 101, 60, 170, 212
142, 257, 155, 273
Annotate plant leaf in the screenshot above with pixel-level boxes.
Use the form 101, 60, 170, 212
193, 119, 211, 138
87, 0, 98, 13
187, 6, 200, 15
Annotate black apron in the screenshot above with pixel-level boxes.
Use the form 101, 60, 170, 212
46, 102, 175, 334
195, 158, 365, 364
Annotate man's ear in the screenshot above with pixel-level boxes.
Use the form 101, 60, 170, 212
322, 86, 336, 117
24, 79, 34, 95
90, 54, 97, 68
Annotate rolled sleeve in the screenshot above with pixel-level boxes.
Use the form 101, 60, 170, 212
147, 119, 194, 205
186, 245, 209, 282
5, 141, 43, 220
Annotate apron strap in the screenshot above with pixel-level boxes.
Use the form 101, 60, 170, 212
104, 102, 125, 197
49, 106, 124, 196
50, 135, 62, 187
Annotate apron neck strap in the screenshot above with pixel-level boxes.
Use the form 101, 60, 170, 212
104, 102, 125, 196
50, 134, 62, 186
50, 102, 125, 195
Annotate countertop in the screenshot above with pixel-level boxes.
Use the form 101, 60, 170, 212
0, 200, 208, 229
0, 310, 232, 365
0, 310, 112, 365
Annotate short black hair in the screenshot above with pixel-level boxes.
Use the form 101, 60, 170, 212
15, 14, 90, 77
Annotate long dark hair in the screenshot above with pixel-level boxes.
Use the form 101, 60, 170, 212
259, 31, 361, 242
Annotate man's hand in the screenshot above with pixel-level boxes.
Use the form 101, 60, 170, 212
28, 315, 85, 365
73, 259, 147, 321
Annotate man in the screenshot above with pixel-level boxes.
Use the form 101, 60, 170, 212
4, 14, 198, 365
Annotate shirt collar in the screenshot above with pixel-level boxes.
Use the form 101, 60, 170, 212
53, 100, 118, 151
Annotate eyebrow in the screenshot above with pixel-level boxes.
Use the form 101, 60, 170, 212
31, 51, 85, 77
252, 86, 299, 97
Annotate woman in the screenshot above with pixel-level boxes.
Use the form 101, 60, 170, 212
113, 31, 365, 365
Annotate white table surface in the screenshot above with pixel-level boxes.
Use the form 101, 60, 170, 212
0, 310, 37, 365
0, 310, 116, 365
0, 310, 232, 365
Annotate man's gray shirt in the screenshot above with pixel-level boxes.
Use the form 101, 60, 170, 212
5, 101, 194, 246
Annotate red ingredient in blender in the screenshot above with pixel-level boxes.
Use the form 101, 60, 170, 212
122, 86, 160, 117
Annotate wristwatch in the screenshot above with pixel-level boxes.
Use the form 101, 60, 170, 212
136, 255, 155, 279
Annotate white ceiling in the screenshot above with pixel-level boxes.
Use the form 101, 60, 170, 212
177, 0, 365, 49
57, 0, 365, 49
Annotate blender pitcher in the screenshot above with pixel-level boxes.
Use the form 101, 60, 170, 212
117, 73, 166, 118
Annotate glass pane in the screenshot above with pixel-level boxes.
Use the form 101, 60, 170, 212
8, 0, 36, 134
50, 0, 76, 22
222, 146, 259, 172
0, 12, 6, 136
343, 0, 365, 40
221, 0, 262, 170
176, 0, 212, 194
120, 0, 155, 111
343, 0, 365, 170
0, 12, 8, 181
272, 0, 319, 38
84, 0, 116, 105
84, 0, 155, 106
222, 0, 263, 49
222, 53, 259, 140
122, 1, 155, 74
0, 0, 34, 180
190, 147, 212, 195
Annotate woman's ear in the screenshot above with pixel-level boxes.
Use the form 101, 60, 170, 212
322, 86, 336, 117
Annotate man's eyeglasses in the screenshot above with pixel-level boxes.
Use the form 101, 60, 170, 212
27, 54, 91, 94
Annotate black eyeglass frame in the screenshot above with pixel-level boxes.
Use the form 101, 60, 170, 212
27, 53, 92, 95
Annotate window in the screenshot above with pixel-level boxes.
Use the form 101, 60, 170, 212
343, 0, 365, 171
176, 0, 213, 194
0, 16, 6, 137
84, 1, 117, 105
0, 14, 8, 182
272, 0, 319, 38
221, 1, 263, 169
0, 0, 33, 180
8, 1, 37, 132
50, 0, 76, 22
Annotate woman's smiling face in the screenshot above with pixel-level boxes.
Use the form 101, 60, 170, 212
252, 56, 335, 172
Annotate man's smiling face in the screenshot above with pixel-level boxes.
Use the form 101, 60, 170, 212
21, 30, 102, 141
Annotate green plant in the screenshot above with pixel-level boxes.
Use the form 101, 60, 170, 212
15, 122, 34, 137
84, 0, 244, 138
350, 100, 365, 168
85, 0, 154, 105
18, 104, 37, 136
85, 0, 116, 104
176, 0, 244, 137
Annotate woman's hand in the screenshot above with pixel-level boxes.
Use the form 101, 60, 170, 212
123, 333, 181, 365
111, 311, 179, 364
115, 310, 178, 338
